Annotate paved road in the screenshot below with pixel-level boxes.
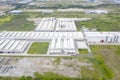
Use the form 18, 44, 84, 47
89, 43, 120, 45
0, 54, 72, 57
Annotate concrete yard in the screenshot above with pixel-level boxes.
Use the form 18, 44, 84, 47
0, 57, 91, 78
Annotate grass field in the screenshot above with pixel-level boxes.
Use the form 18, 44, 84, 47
78, 49, 88, 54
75, 13, 120, 31
0, 15, 35, 31
28, 42, 49, 54
0, 16, 12, 25
90, 45, 120, 80
75, 21, 82, 31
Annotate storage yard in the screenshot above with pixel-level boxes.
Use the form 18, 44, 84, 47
0, 57, 90, 77
0, 57, 17, 76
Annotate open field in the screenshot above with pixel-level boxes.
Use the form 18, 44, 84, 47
76, 13, 120, 31
0, 15, 35, 31
90, 45, 120, 80
0, 45, 120, 80
0, 57, 91, 80
78, 49, 88, 54
29, 0, 102, 8
97, 4, 120, 13
28, 42, 49, 54
0, 16, 12, 25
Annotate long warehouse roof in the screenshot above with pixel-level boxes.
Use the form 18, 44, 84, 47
0, 40, 29, 53
50, 38, 75, 50
35, 18, 77, 31
0, 31, 84, 40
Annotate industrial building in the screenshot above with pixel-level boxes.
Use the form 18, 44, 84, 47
85, 32, 120, 43
114, 0, 120, 3
35, 18, 77, 32
85, 10, 108, 14
0, 11, 5, 16
8, 10, 23, 14
76, 41, 88, 49
0, 40, 29, 53
49, 38, 76, 54
0, 17, 120, 55
0, 32, 84, 40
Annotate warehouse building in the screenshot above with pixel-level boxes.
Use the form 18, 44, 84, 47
49, 38, 76, 54
76, 41, 88, 49
85, 10, 108, 14
85, 32, 120, 43
0, 11, 5, 16
35, 18, 77, 32
0, 39, 29, 53
0, 32, 84, 40
8, 10, 23, 14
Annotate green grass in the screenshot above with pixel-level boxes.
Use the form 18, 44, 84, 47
0, 77, 19, 80
0, 16, 12, 25
75, 21, 82, 31
79, 13, 120, 31
0, 15, 35, 31
90, 45, 120, 80
81, 66, 101, 80
78, 49, 88, 54
54, 57, 61, 65
28, 42, 49, 54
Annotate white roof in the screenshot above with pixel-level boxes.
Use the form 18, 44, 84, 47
0, 31, 84, 40
85, 32, 119, 37
0, 40, 29, 53
35, 18, 77, 31
76, 41, 88, 49
50, 38, 75, 50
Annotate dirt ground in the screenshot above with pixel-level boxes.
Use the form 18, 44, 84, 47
0, 57, 91, 78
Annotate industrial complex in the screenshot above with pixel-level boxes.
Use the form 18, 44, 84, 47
0, 17, 120, 56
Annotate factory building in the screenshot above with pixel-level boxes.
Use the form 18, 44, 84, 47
35, 18, 77, 32
49, 38, 76, 54
0, 40, 29, 53
114, 0, 120, 3
85, 32, 120, 43
0, 31, 84, 55
0, 11, 5, 16
85, 10, 108, 14
87, 0, 97, 2
76, 41, 88, 49
8, 10, 23, 14
0, 32, 84, 41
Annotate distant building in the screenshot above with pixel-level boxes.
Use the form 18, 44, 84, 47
18, 0, 33, 4
114, 0, 120, 3
0, 11, 5, 16
86, 0, 97, 2
82, 27, 90, 32
8, 10, 23, 14
41, 10, 53, 14
85, 10, 108, 14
